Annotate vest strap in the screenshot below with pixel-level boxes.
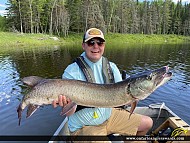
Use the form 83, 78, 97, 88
74, 56, 96, 83
102, 57, 115, 83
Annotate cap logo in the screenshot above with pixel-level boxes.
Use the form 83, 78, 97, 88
88, 29, 101, 35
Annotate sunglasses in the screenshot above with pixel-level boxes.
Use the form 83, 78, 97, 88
86, 40, 104, 47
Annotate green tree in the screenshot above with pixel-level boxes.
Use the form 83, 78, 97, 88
65, 0, 83, 33
162, 0, 172, 34
4, 0, 190, 36
0, 16, 7, 31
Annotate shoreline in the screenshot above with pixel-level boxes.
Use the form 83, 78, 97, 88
0, 32, 190, 48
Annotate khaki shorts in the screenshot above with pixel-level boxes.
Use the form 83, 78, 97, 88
71, 108, 142, 142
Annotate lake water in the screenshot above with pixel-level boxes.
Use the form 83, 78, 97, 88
0, 43, 190, 141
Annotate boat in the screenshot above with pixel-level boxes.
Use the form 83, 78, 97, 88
48, 103, 190, 143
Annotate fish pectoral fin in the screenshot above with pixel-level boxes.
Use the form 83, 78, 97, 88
26, 104, 39, 118
60, 102, 77, 116
129, 99, 138, 119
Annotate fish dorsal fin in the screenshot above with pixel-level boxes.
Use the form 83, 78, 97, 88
22, 76, 44, 87
26, 104, 39, 118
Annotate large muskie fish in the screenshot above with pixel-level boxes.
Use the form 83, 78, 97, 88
17, 66, 172, 125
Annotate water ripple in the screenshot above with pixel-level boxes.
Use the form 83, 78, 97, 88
0, 56, 22, 106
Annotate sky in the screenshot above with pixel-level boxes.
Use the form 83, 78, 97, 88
1, 0, 190, 16
0, 0, 7, 16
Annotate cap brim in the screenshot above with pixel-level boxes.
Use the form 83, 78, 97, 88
84, 37, 105, 42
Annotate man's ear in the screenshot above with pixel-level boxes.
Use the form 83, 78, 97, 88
82, 43, 85, 50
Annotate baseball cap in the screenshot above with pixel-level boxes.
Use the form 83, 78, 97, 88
83, 28, 105, 42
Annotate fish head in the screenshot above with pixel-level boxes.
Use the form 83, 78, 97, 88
151, 66, 172, 89
126, 66, 172, 100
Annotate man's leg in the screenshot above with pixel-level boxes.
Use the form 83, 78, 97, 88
70, 108, 153, 143
106, 108, 143, 135
106, 108, 152, 143
136, 115, 153, 136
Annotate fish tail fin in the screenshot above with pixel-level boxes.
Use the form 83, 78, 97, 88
129, 100, 138, 119
60, 102, 77, 116
26, 104, 39, 118
17, 103, 23, 126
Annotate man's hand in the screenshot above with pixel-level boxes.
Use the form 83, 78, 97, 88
52, 95, 72, 108
52, 95, 76, 116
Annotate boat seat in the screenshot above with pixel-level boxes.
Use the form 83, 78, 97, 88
152, 117, 190, 143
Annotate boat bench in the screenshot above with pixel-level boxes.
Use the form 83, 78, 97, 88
152, 117, 190, 143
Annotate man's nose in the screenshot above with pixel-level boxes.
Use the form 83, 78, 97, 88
93, 42, 99, 48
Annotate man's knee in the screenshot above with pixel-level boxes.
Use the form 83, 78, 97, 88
147, 116, 153, 130
139, 115, 153, 131
144, 116, 153, 130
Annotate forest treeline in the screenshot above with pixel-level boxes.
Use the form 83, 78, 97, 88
1, 0, 190, 36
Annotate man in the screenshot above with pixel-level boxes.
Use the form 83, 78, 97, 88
52, 28, 153, 141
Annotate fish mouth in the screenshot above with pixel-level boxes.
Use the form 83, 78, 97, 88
163, 66, 172, 78
155, 66, 172, 88
164, 72, 172, 77
165, 65, 169, 72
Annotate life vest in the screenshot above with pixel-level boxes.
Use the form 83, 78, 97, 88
74, 56, 115, 112
74, 56, 115, 83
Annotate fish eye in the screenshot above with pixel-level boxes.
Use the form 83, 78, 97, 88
147, 73, 152, 80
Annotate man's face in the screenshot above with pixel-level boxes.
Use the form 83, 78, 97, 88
82, 38, 105, 63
